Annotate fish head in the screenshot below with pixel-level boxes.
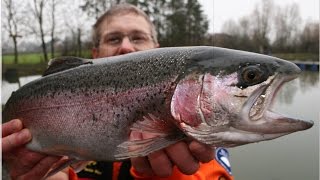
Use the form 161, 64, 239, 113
171, 47, 313, 147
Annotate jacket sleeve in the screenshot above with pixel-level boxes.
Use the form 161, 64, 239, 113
69, 168, 79, 180
130, 159, 234, 180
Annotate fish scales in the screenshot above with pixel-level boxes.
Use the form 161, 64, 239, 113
4, 47, 194, 160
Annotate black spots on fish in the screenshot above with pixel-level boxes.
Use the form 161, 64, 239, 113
112, 117, 121, 129
119, 103, 126, 113
92, 113, 98, 122
160, 98, 166, 105
152, 103, 157, 111
135, 110, 144, 116
236, 64, 270, 89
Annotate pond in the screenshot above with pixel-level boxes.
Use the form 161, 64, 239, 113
1, 71, 319, 180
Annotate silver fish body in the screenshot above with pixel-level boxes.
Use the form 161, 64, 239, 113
3, 46, 313, 162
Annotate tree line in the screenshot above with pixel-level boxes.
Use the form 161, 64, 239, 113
213, 0, 319, 55
2, 0, 209, 63
2, 0, 318, 64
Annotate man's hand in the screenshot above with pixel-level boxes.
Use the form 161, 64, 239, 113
130, 131, 214, 177
2, 119, 66, 180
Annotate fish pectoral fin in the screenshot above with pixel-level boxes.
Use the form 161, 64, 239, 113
114, 134, 185, 160
115, 114, 185, 160
70, 160, 92, 172
130, 113, 178, 136
44, 158, 87, 179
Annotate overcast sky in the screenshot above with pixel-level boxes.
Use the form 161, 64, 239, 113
198, 0, 319, 33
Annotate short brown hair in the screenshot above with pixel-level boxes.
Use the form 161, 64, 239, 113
92, 3, 158, 47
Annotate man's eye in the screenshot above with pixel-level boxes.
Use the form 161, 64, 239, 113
131, 35, 147, 43
106, 36, 121, 44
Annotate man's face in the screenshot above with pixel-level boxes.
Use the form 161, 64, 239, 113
92, 13, 159, 58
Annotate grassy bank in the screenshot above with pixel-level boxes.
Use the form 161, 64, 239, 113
272, 53, 319, 62
2, 50, 92, 65
2, 51, 92, 77
3, 52, 53, 64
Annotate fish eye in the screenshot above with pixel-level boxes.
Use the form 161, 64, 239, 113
243, 67, 261, 83
237, 65, 268, 89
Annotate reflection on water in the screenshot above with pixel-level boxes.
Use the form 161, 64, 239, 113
276, 71, 319, 105
1, 72, 319, 180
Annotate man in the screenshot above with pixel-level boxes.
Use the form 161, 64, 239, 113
2, 3, 233, 180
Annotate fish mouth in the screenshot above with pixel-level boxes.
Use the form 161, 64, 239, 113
236, 73, 314, 134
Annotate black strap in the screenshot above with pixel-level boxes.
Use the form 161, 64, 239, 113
118, 160, 134, 180
77, 161, 134, 180
77, 161, 113, 180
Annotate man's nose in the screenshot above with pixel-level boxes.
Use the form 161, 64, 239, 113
117, 37, 135, 55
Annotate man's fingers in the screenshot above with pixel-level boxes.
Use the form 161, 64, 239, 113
2, 128, 32, 153
130, 131, 154, 176
188, 141, 214, 163
139, 132, 173, 177
148, 150, 173, 177
166, 141, 199, 175
2, 119, 23, 137
9, 149, 47, 177
17, 156, 62, 180
131, 157, 154, 176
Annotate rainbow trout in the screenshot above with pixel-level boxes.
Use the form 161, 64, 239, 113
3, 46, 313, 171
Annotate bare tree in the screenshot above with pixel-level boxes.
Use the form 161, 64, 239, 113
220, 16, 254, 51
2, 0, 24, 63
273, 3, 301, 52
221, 20, 238, 36
60, 0, 93, 57
50, 0, 57, 58
30, 0, 49, 62
251, 0, 274, 54
300, 22, 319, 53
80, 0, 114, 20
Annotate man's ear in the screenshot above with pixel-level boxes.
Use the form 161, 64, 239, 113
92, 48, 99, 58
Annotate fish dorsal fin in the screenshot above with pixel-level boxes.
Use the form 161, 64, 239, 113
43, 56, 92, 76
